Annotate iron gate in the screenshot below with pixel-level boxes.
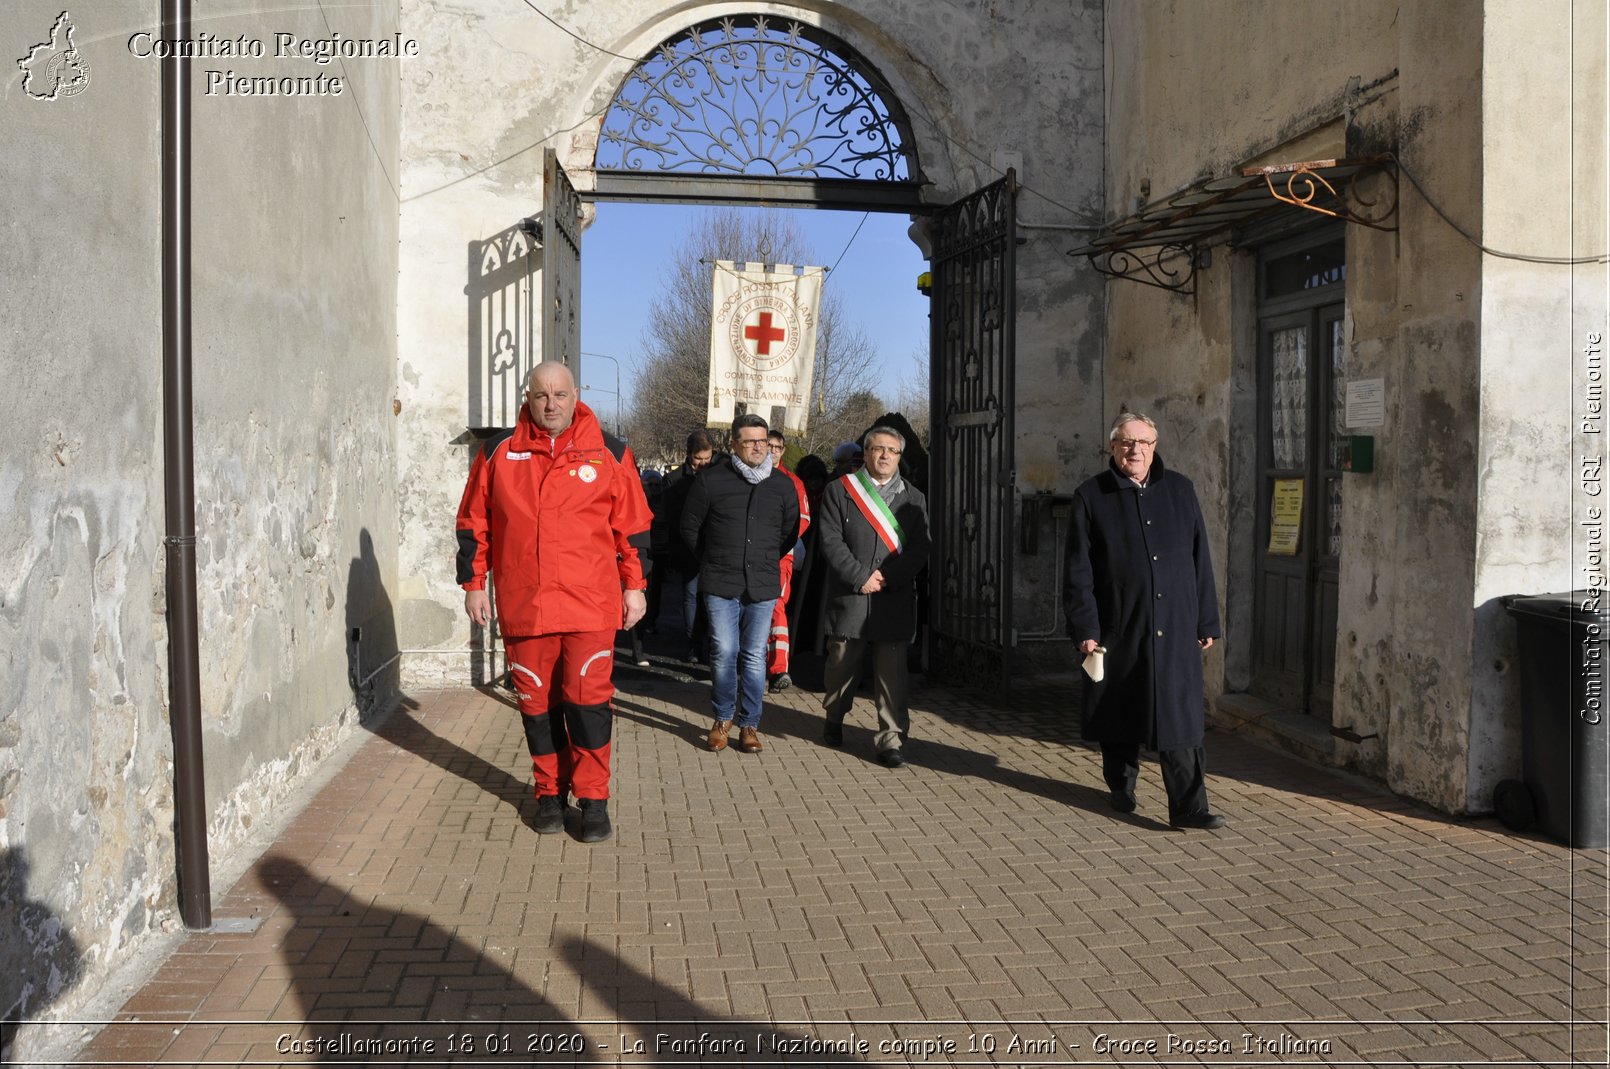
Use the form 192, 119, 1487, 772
928, 172, 1017, 691
465, 150, 583, 430
541, 148, 582, 369
463, 151, 584, 685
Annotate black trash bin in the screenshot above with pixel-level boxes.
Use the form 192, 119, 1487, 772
1499, 591, 1609, 848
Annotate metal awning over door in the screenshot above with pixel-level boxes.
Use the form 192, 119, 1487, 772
1070, 155, 1398, 294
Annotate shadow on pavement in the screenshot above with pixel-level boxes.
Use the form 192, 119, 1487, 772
364, 694, 537, 833
261, 855, 575, 1064
554, 937, 860, 1064
258, 856, 861, 1065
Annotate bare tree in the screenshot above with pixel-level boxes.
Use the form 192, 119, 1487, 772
891, 342, 931, 450
626, 209, 882, 465
794, 292, 885, 458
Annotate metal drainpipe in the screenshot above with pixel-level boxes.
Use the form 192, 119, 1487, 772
161, 0, 211, 930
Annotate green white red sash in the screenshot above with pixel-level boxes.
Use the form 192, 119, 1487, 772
846, 469, 904, 554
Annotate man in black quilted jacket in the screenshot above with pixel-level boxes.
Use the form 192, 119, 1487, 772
680, 414, 800, 755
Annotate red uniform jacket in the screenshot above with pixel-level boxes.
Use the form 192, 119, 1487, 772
780, 464, 812, 540
456, 401, 652, 637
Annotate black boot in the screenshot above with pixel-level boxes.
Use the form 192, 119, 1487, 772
578, 798, 612, 843
534, 794, 565, 835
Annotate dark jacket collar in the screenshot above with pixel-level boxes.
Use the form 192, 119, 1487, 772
1104, 453, 1167, 488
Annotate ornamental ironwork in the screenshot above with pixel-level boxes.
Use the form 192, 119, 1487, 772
928, 172, 1016, 693
1087, 242, 1199, 294
467, 222, 538, 431
1071, 156, 1399, 295
597, 15, 918, 182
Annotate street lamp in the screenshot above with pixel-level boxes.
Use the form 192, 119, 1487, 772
580, 351, 623, 435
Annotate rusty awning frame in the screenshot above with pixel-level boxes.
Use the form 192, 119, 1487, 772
1070, 155, 1398, 294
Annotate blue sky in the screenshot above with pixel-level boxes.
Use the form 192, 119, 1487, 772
579, 203, 930, 428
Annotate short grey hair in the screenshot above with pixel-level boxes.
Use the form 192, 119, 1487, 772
1108, 411, 1157, 441
862, 425, 905, 451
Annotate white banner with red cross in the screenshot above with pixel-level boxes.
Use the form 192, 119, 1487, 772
706, 260, 823, 433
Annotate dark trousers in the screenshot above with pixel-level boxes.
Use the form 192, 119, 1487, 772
1101, 742, 1210, 819
822, 637, 910, 753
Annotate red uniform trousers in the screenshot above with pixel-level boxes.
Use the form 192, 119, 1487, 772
766, 553, 796, 676
504, 630, 615, 800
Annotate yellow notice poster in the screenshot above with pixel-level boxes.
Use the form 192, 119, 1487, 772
1268, 478, 1304, 555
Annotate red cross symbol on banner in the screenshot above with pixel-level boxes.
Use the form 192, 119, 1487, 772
744, 311, 787, 355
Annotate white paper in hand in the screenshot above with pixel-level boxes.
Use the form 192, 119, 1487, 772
1082, 645, 1106, 682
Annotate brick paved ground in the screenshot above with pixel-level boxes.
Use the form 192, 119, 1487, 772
62, 656, 1610, 1067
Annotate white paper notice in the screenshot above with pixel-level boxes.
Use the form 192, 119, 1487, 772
1345, 378, 1386, 429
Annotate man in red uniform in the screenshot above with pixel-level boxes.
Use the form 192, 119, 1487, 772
456, 362, 652, 842
765, 429, 811, 691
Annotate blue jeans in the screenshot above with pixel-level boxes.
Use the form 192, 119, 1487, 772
681, 573, 699, 637
705, 593, 775, 728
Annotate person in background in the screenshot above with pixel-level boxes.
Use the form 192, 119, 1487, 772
788, 453, 830, 647
653, 429, 717, 661
625, 469, 664, 666
765, 428, 811, 692
830, 440, 863, 479
641, 469, 667, 636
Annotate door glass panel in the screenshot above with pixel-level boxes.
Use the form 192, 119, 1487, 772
1325, 477, 1343, 558
1325, 317, 1345, 559
1270, 326, 1308, 468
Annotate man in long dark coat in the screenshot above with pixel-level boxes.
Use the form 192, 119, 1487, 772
1063, 412, 1226, 829
818, 426, 930, 767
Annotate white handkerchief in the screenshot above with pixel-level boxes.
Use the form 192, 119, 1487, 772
1082, 646, 1106, 682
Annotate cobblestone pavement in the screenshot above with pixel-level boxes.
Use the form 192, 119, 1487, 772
64, 658, 1609, 1067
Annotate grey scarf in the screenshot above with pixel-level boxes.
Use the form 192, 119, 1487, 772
872, 470, 905, 504
731, 451, 774, 485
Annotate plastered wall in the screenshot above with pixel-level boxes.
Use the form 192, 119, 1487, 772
1470, 0, 1608, 811
1101, 0, 1603, 814
1, 0, 401, 1052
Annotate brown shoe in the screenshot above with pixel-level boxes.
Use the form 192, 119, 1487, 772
707, 720, 733, 752
738, 726, 764, 753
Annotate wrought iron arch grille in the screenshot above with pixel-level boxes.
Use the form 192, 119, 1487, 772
597, 16, 919, 182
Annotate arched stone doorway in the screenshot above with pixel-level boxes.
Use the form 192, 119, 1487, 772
474, 10, 1020, 689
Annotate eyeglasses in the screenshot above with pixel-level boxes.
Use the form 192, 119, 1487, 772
865, 445, 903, 455
1113, 437, 1156, 450
736, 436, 770, 447
767, 442, 785, 452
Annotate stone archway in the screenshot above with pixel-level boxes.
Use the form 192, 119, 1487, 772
555, 10, 1019, 688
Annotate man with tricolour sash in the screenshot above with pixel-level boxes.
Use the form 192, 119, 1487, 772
816, 426, 931, 767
